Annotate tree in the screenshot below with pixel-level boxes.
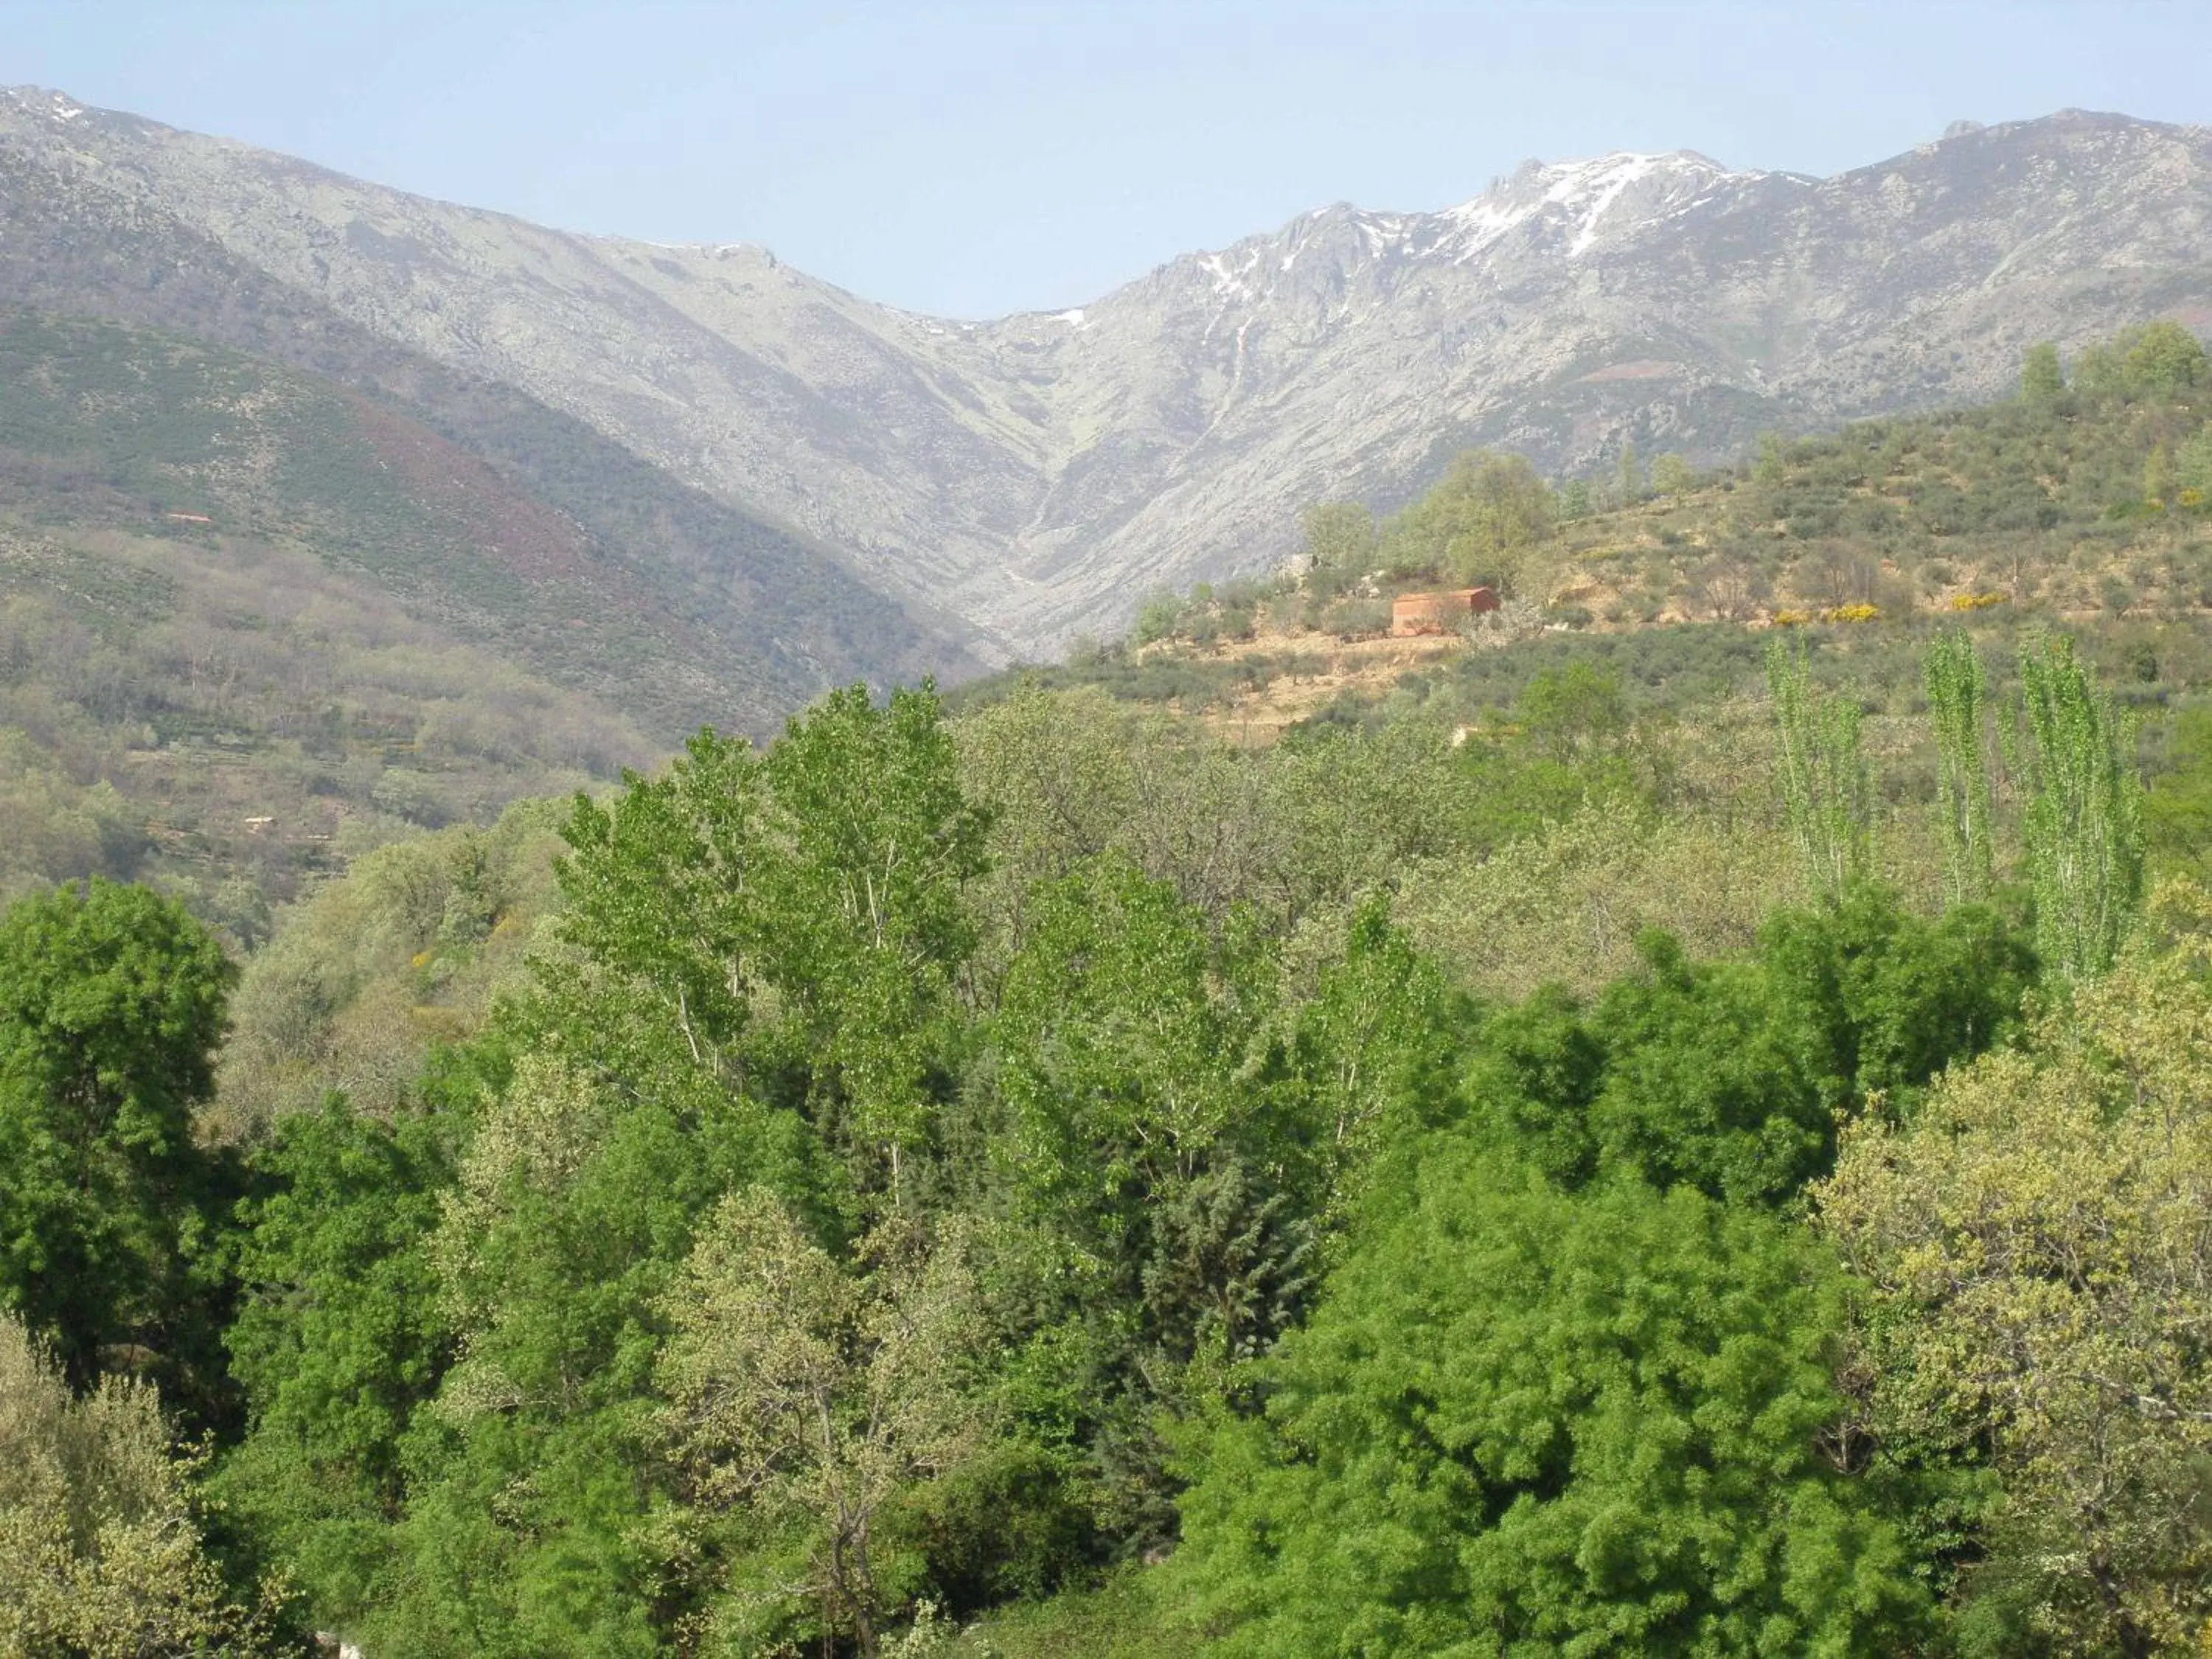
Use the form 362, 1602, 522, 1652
1516, 660, 1631, 763
1132, 591, 1186, 644
1457, 890, 2031, 1212
1766, 639, 1875, 897
1173, 1144, 1938, 1656
1381, 451, 1555, 591
1615, 438, 1644, 505
217, 1094, 456, 1628
2145, 442, 2176, 509
1296, 501, 1377, 599
754, 684, 994, 1189
658, 1189, 993, 1658
2177, 426, 2212, 498
2122, 320, 2208, 394
984, 855, 1308, 1535
0, 1312, 282, 1655
1820, 952, 2212, 1654
1924, 631, 1996, 902
988, 857, 1279, 1267
2013, 633, 2143, 981
552, 685, 990, 1206
2146, 706, 2212, 880
1649, 451, 1694, 498
353, 1048, 790, 1658
1269, 895, 1461, 1210
1687, 552, 1770, 622
2020, 340, 2065, 405
0, 880, 236, 1408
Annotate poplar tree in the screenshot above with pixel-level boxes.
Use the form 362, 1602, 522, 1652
1766, 639, 1874, 897
1924, 631, 1994, 902
2012, 633, 2143, 981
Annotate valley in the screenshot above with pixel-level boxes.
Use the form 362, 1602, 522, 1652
5, 69, 2212, 1659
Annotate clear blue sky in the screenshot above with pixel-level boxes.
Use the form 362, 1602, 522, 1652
7, 1, 2206, 318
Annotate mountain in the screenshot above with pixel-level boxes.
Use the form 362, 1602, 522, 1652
0, 94, 990, 731
2, 91, 2209, 658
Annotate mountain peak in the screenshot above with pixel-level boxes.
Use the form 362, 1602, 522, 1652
1435, 148, 1772, 260
1, 86, 90, 124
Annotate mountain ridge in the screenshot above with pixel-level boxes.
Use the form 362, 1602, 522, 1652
2, 91, 2208, 655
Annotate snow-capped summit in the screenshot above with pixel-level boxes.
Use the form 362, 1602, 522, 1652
1432, 150, 1778, 260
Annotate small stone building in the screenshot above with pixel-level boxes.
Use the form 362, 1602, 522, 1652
1391, 586, 1499, 636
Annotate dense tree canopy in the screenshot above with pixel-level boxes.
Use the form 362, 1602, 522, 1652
1172, 1150, 1937, 1657
0, 880, 237, 1414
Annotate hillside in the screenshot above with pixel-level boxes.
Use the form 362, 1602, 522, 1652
4, 89, 2208, 650
981, 324, 2212, 741
0, 125, 992, 709
0, 310, 678, 918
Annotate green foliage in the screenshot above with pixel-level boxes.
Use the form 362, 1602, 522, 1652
2178, 425, 2212, 497
1649, 451, 1694, 498
1766, 639, 1874, 897
215, 797, 566, 1133
983, 857, 1314, 1534
1380, 449, 1556, 592
0, 880, 237, 1416
2146, 704, 2212, 880
1821, 950, 2212, 1654
2020, 340, 2065, 405
1298, 501, 1378, 601
215, 1094, 456, 1624
33, 620, 2181, 1654
658, 1190, 994, 1655
2122, 320, 2210, 394
1173, 1146, 1938, 1656
2014, 632, 2144, 981
1515, 659, 1631, 762
1459, 888, 2031, 1209
0, 1312, 285, 1655
1925, 631, 1996, 902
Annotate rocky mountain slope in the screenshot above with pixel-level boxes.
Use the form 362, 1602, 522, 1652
3, 91, 2209, 656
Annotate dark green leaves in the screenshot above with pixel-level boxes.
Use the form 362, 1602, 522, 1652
0, 879, 234, 1402
1174, 1152, 1937, 1657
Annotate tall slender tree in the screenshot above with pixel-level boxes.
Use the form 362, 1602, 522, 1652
2013, 633, 2143, 981
1924, 631, 1995, 903
1765, 639, 1874, 897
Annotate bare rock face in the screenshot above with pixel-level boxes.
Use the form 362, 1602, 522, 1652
3, 91, 2208, 656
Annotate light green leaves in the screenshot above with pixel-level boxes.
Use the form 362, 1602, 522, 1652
2014, 631, 2144, 982
1765, 638, 1873, 898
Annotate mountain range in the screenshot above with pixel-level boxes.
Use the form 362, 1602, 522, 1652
3, 91, 2211, 685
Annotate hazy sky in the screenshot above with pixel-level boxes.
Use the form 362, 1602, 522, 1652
7, 1, 2208, 317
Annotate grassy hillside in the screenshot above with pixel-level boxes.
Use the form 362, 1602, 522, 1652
0, 132, 989, 711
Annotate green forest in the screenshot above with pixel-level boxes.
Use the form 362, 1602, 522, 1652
8, 327, 2212, 1657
